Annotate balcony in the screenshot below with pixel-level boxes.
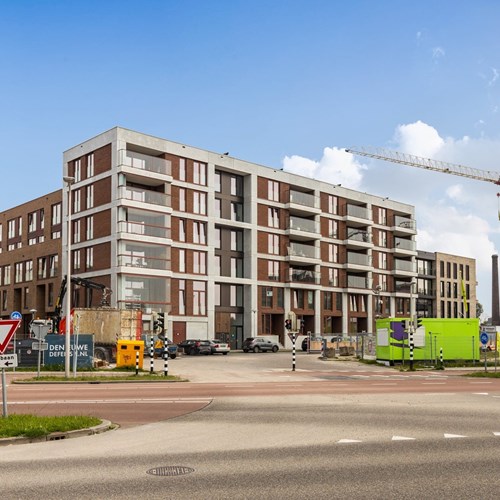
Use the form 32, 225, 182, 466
393, 237, 416, 255
287, 242, 319, 262
393, 259, 415, 277
287, 216, 318, 238
118, 220, 171, 240
346, 274, 368, 288
344, 204, 370, 225
346, 252, 370, 267
118, 149, 171, 176
393, 215, 416, 235
287, 190, 320, 215
118, 254, 170, 271
289, 269, 320, 284
345, 228, 371, 249
120, 186, 171, 208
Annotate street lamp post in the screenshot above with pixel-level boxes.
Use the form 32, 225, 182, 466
409, 279, 416, 370
63, 176, 75, 378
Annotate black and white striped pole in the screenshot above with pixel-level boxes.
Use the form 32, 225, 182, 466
409, 324, 414, 371
292, 332, 296, 372
440, 347, 443, 367
135, 349, 139, 375
150, 335, 154, 373
163, 337, 169, 377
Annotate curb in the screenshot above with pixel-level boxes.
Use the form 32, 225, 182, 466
0, 419, 115, 447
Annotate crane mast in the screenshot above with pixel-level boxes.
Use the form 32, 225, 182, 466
345, 146, 500, 185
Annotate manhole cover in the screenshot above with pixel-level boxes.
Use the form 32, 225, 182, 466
147, 466, 195, 477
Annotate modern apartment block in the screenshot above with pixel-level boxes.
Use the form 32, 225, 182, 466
0, 190, 62, 336
416, 250, 476, 319
56, 127, 421, 348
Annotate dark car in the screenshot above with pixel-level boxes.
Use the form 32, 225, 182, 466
242, 337, 279, 353
141, 334, 177, 359
178, 339, 212, 355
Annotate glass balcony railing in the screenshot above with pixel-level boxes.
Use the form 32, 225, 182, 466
347, 229, 370, 243
120, 186, 171, 207
118, 254, 170, 271
288, 216, 318, 233
118, 220, 171, 239
347, 275, 368, 288
346, 204, 369, 220
394, 215, 416, 230
394, 238, 416, 251
394, 259, 415, 272
118, 149, 171, 176
289, 190, 317, 209
347, 252, 370, 266
288, 242, 318, 259
289, 269, 319, 284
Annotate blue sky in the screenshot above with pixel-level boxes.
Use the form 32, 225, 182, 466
2, 0, 500, 315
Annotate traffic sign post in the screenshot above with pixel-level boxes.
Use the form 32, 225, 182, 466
0, 320, 20, 418
0, 320, 21, 354
480, 332, 489, 373
1, 354, 18, 418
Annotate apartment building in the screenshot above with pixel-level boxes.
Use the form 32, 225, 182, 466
0, 191, 62, 336
55, 127, 419, 347
416, 250, 476, 319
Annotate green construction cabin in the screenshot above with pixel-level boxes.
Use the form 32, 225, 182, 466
375, 318, 480, 364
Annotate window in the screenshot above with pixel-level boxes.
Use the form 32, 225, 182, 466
230, 176, 242, 196
24, 287, 29, 309
179, 249, 186, 272
3, 265, 11, 285
231, 257, 243, 277
214, 199, 221, 218
214, 172, 221, 192
86, 248, 93, 270
268, 180, 279, 202
453, 263, 458, 279
268, 207, 279, 228
328, 195, 338, 215
179, 188, 186, 211
379, 252, 387, 270
328, 244, 338, 263
328, 219, 338, 238
73, 189, 81, 213
215, 284, 220, 306
328, 268, 338, 286
268, 234, 279, 255
179, 280, 185, 314
230, 285, 243, 306
179, 158, 186, 181
231, 202, 243, 221
38, 257, 47, 279
378, 207, 387, 225
268, 260, 279, 280
379, 230, 387, 248
74, 159, 81, 182
215, 255, 221, 275
231, 230, 243, 251
2, 290, 7, 311
87, 153, 94, 177
73, 250, 81, 270
179, 219, 186, 242
193, 221, 206, 244
193, 251, 206, 274
194, 191, 207, 215
193, 281, 206, 315
86, 216, 93, 240
307, 291, 314, 308
15, 263, 23, 283
324, 292, 333, 310
28, 211, 37, 233
214, 227, 221, 249
262, 287, 273, 307
49, 255, 58, 277
86, 185, 94, 209
193, 162, 206, 185
380, 274, 387, 291
8, 219, 16, 239
73, 220, 81, 243
24, 260, 33, 281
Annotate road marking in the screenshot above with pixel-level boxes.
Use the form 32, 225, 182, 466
421, 382, 446, 385
469, 381, 493, 384
493, 432, 500, 436
392, 436, 416, 441
473, 392, 489, 395
423, 393, 456, 396
371, 383, 398, 386
9, 398, 212, 405
338, 439, 362, 443
444, 433, 467, 439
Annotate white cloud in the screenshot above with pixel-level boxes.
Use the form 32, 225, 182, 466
281, 120, 500, 317
283, 147, 366, 190
488, 67, 499, 87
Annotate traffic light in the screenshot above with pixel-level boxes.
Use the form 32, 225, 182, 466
416, 317, 424, 330
285, 319, 291, 330
157, 312, 165, 333
300, 320, 305, 330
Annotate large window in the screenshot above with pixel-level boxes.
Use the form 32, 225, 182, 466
193, 162, 207, 185
268, 234, 279, 255
268, 180, 279, 201
194, 191, 207, 215
268, 207, 279, 228
193, 281, 206, 315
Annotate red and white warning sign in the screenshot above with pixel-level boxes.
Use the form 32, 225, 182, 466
0, 320, 20, 354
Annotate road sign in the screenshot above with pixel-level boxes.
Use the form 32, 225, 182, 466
0, 320, 21, 354
10, 311, 22, 320
32, 342, 48, 351
0, 353, 18, 368
480, 332, 489, 345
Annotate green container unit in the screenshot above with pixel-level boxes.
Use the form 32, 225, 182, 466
375, 317, 480, 364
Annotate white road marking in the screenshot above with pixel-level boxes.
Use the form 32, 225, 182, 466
421, 382, 446, 385
9, 398, 212, 405
444, 433, 467, 439
493, 432, 500, 436
473, 392, 489, 395
371, 383, 398, 386
392, 436, 416, 441
338, 439, 362, 443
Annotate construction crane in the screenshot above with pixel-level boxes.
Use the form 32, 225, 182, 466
345, 146, 500, 185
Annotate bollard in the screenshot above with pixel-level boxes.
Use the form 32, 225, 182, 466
135, 350, 139, 375
164, 338, 169, 377
150, 335, 154, 373
292, 333, 296, 372
409, 330, 414, 371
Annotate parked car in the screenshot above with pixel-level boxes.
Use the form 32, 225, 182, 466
141, 334, 177, 359
242, 337, 279, 353
178, 339, 212, 355
209, 339, 230, 355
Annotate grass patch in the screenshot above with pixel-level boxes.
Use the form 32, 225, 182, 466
0, 414, 101, 439
462, 371, 500, 378
15, 372, 184, 383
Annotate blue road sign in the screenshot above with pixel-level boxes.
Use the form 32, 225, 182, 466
10, 311, 22, 320
480, 332, 489, 345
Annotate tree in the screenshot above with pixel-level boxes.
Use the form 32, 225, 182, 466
476, 302, 484, 320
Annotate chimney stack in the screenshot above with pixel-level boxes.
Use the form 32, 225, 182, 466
492, 254, 500, 325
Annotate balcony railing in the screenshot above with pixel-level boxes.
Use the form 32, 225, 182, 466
347, 252, 370, 266
288, 242, 318, 259
118, 220, 171, 239
289, 269, 320, 284
346, 204, 369, 220
347, 229, 370, 243
394, 238, 416, 251
394, 215, 416, 230
118, 149, 171, 176
289, 190, 317, 209
288, 216, 318, 234
120, 186, 171, 207
394, 259, 415, 272
347, 275, 368, 288
118, 254, 170, 271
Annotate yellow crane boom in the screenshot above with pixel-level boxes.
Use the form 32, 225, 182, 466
345, 146, 500, 185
